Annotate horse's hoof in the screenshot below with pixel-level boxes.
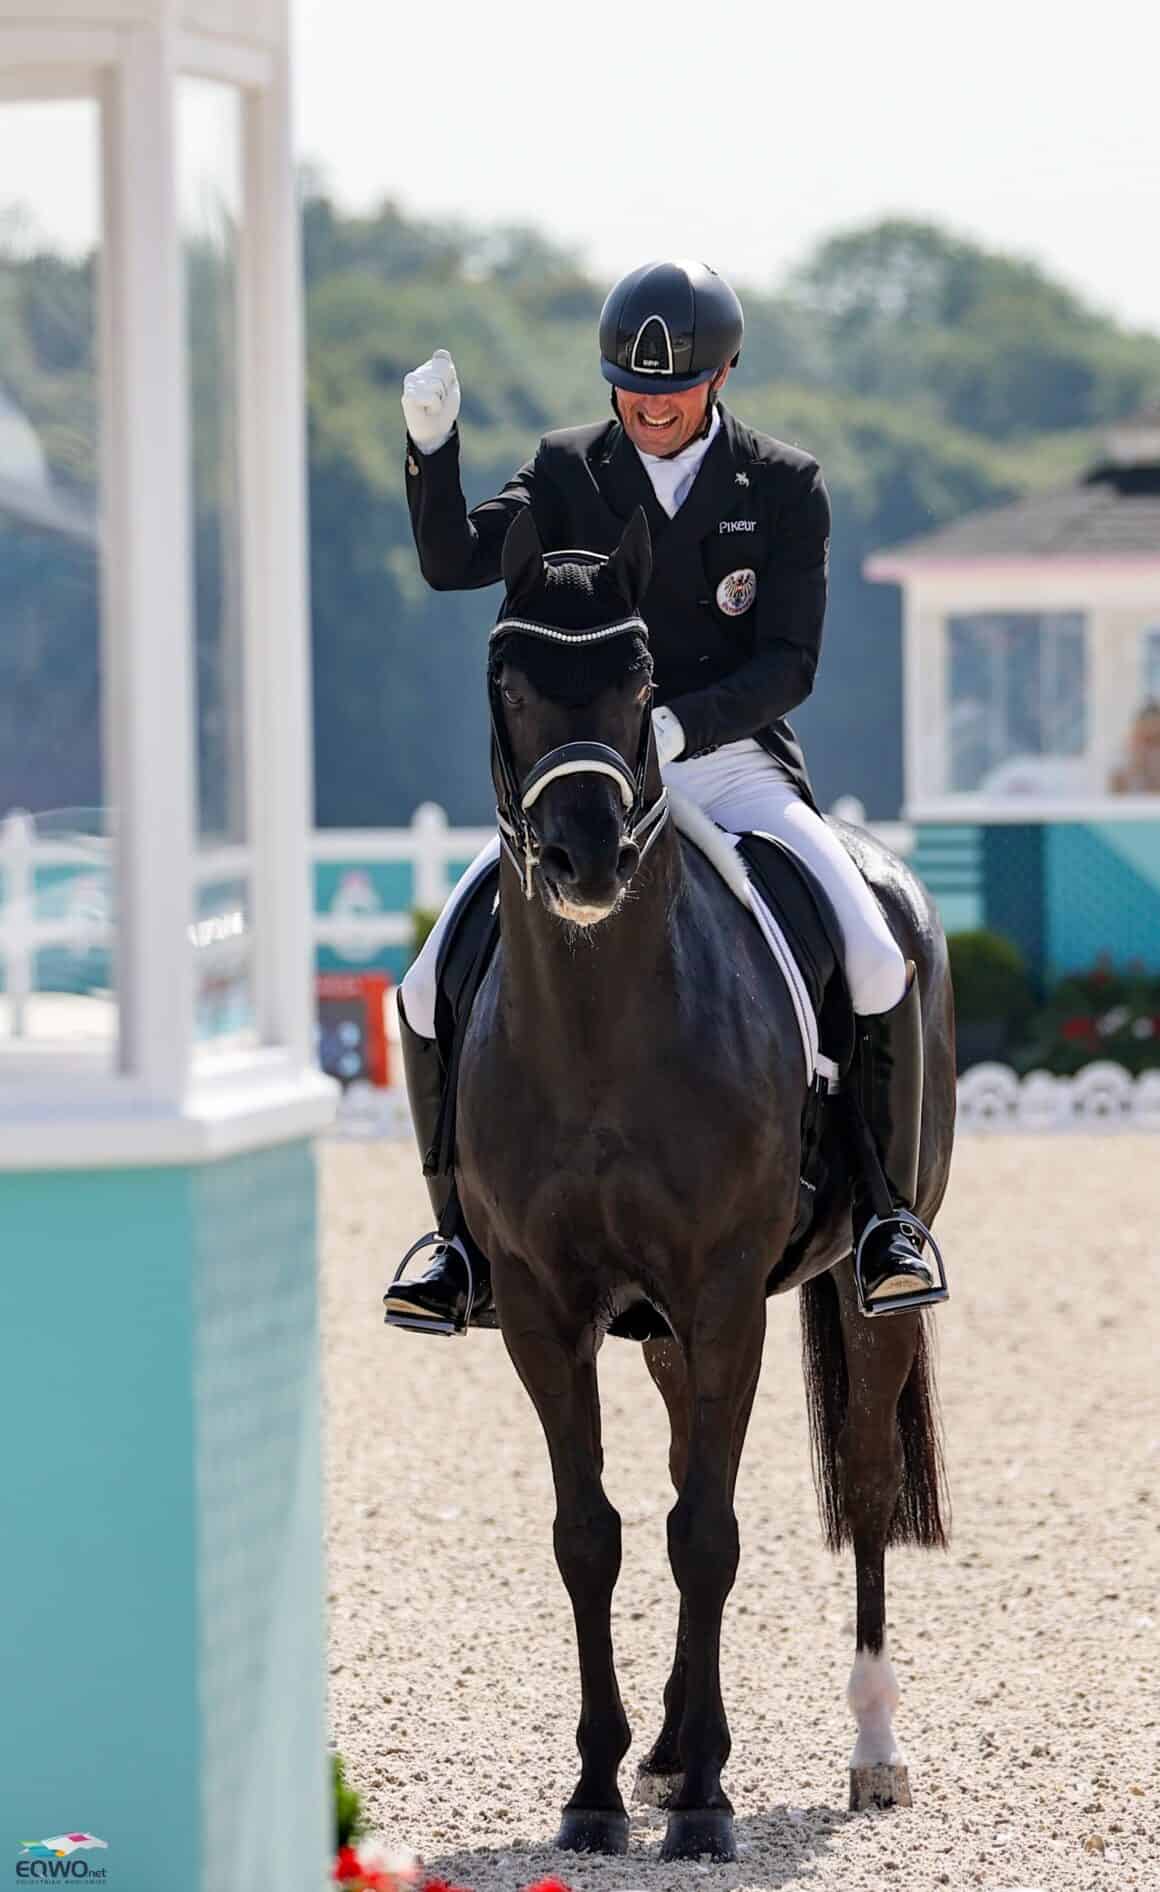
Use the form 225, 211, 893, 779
849, 1763, 912, 1810
660, 1807, 736, 1862
632, 1764, 682, 1808
554, 1807, 630, 1855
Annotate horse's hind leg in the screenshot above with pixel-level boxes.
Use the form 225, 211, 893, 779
499, 1285, 631, 1855
802, 1262, 947, 1812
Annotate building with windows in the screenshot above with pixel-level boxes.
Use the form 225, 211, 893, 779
866, 414, 1160, 979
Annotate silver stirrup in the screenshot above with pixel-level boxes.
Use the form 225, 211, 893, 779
383, 1231, 475, 1337
854, 1213, 949, 1318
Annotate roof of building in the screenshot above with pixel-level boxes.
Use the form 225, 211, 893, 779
868, 412, 1160, 571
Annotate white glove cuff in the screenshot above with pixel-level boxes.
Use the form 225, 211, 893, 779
652, 705, 686, 766
407, 421, 455, 457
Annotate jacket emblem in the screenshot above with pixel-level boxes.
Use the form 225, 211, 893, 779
735, 471, 750, 486
719, 519, 756, 533
716, 568, 757, 616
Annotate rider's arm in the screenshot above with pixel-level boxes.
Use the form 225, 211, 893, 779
664, 463, 830, 756
406, 429, 556, 592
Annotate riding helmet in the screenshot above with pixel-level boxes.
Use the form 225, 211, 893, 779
599, 260, 744, 394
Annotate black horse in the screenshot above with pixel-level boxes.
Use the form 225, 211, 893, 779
450, 510, 952, 1862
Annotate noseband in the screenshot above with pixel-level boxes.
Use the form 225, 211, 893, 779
489, 612, 671, 901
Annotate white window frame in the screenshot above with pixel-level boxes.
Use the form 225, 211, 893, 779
0, 20, 329, 1157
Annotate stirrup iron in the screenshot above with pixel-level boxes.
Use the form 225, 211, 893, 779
854, 1211, 949, 1318
384, 1231, 476, 1337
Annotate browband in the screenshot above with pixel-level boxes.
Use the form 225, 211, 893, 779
490, 614, 648, 647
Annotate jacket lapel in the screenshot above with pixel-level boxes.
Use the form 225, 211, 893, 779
591, 424, 673, 546
650, 404, 745, 591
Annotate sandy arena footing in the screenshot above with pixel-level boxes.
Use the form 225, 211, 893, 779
324, 1135, 1159, 1892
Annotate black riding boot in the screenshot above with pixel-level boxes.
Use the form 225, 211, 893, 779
852, 964, 948, 1316
382, 997, 493, 1336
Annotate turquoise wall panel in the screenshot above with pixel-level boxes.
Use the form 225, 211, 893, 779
0, 1142, 327, 1892
1045, 822, 1160, 978
982, 824, 1046, 981
0, 1168, 202, 1882
316, 941, 407, 978
314, 859, 412, 914
189, 1144, 328, 1892
910, 824, 983, 937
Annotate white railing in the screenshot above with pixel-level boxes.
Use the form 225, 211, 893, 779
0, 801, 494, 1036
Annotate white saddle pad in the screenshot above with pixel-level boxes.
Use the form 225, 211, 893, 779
668, 790, 837, 1087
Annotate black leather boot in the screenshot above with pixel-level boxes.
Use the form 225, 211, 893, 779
852, 964, 948, 1316
382, 996, 493, 1335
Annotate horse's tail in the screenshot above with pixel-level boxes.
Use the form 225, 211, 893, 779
799, 1269, 948, 1552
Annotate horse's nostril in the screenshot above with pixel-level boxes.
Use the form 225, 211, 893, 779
617, 843, 640, 881
540, 843, 578, 885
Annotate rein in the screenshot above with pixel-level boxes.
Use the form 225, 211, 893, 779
488, 612, 670, 901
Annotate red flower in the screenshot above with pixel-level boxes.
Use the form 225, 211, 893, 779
1061, 1015, 1097, 1042
333, 1849, 403, 1890
523, 1880, 576, 1892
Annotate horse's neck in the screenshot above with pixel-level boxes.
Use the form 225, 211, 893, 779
498, 828, 684, 1059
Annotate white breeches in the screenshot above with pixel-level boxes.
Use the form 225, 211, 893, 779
400, 739, 907, 1040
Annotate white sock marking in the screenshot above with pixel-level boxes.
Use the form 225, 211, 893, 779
847, 1646, 906, 1769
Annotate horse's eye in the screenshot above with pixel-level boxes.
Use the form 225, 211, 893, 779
502, 686, 524, 710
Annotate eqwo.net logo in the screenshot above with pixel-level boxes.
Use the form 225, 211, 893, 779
16, 1835, 108, 1881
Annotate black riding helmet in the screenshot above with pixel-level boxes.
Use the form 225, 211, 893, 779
599, 260, 743, 394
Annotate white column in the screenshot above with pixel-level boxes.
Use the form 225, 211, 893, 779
239, 21, 315, 1070
100, 21, 195, 1102
412, 802, 450, 909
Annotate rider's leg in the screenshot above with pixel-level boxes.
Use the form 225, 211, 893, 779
664, 744, 938, 1308
384, 837, 501, 1335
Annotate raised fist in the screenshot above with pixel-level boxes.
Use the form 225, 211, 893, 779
402, 349, 461, 454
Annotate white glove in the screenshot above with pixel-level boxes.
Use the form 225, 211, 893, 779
652, 705, 686, 766
401, 348, 461, 454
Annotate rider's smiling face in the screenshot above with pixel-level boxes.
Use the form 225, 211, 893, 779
616, 366, 729, 457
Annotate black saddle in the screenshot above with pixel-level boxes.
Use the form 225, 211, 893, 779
734, 830, 856, 1077
428, 827, 857, 1193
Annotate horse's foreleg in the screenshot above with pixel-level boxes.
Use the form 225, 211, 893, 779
660, 1280, 765, 1863
833, 1261, 922, 1811
499, 1286, 630, 1855
635, 1338, 691, 1807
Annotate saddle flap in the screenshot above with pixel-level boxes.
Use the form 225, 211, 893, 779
735, 831, 856, 1075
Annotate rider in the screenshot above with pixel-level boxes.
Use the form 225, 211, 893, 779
386, 259, 943, 1334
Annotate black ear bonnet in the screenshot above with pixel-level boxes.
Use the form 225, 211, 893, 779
490, 508, 654, 706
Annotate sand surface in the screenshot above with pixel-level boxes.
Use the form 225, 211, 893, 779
323, 1135, 1159, 1892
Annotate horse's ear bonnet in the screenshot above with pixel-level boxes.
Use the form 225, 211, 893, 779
494, 505, 652, 641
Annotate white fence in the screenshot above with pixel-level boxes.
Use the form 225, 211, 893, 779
0, 803, 494, 1035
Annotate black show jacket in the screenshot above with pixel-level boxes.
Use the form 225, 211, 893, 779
405, 403, 831, 807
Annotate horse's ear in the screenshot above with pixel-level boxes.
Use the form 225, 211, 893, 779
607, 505, 652, 610
501, 507, 544, 605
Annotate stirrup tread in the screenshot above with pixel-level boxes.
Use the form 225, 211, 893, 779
854, 1210, 949, 1318
383, 1230, 475, 1335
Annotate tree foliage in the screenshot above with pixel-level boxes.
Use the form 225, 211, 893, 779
2, 199, 1158, 824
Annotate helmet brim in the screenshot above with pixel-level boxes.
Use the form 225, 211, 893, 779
601, 359, 720, 396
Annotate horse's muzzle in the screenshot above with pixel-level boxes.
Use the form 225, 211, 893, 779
538, 836, 640, 924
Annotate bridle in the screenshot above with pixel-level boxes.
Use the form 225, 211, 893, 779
488, 611, 671, 902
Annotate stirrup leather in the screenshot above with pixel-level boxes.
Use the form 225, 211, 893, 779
383, 1231, 476, 1337
854, 1211, 949, 1318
